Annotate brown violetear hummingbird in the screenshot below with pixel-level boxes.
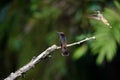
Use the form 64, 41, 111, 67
57, 32, 69, 56
88, 10, 112, 28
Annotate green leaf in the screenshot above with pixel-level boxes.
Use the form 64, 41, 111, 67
96, 50, 105, 65
96, 40, 116, 65
72, 45, 88, 60
105, 40, 116, 62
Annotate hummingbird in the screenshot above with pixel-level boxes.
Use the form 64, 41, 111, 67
57, 32, 69, 56
88, 10, 112, 28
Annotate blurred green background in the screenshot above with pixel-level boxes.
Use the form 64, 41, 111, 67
0, 0, 120, 80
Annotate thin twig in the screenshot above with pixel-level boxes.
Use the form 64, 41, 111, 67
57, 36, 96, 49
4, 36, 96, 80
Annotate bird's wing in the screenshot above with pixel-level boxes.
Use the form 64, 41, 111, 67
101, 17, 112, 28
88, 15, 101, 20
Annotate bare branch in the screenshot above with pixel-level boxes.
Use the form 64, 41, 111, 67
57, 36, 96, 49
4, 36, 96, 80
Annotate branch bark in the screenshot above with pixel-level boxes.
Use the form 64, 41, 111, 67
4, 36, 96, 80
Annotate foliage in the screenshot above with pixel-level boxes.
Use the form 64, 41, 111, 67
73, 1, 120, 65
72, 44, 87, 60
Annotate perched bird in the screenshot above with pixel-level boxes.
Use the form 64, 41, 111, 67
57, 32, 69, 56
88, 10, 112, 28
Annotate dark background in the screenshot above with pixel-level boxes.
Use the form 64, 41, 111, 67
0, 0, 120, 80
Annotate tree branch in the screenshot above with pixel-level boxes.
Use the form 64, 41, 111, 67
4, 36, 96, 80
